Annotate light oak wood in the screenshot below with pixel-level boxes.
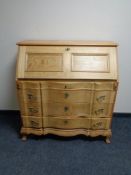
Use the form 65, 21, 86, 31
16, 46, 118, 80
16, 40, 118, 143
20, 127, 112, 137
17, 40, 118, 47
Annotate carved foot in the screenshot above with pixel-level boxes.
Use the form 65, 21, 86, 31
105, 136, 111, 144
21, 135, 27, 141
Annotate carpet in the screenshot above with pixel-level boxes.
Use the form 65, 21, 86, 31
0, 111, 131, 175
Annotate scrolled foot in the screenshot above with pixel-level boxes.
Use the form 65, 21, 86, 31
21, 135, 27, 141
105, 136, 111, 144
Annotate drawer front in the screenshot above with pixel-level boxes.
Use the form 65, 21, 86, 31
43, 117, 91, 129
92, 103, 114, 117
91, 118, 111, 130
94, 91, 116, 104
45, 89, 92, 103
17, 81, 40, 89
43, 103, 90, 117
94, 82, 117, 91
20, 103, 42, 117
22, 116, 42, 128
17, 81, 41, 103
41, 81, 93, 90
17, 81, 42, 117
22, 89, 41, 103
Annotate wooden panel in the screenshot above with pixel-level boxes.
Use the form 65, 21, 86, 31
17, 81, 40, 89
18, 89, 41, 104
43, 103, 90, 117
22, 116, 42, 128
17, 45, 118, 80
20, 103, 42, 117
94, 91, 116, 104
94, 81, 117, 90
91, 118, 111, 130
72, 103, 91, 117
43, 117, 91, 129
41, 81, 93, 90
92, 103, 114, 117
21, 127, 111, 137
17, 81, 42, 117
17, 81, 41, 103
72, 54, 109, 72
69, 47, 118, 80
26, 53, 63, 72
44, 89, 92, 103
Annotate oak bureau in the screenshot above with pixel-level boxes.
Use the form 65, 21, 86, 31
16, 40, 119, 143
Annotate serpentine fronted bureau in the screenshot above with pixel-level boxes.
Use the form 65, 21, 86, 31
16, 40, 119, 143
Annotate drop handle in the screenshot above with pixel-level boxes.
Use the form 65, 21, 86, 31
64, 106, 69, 112
28, 107, 38, 113
27, 94, 33, 100
64, 93, 69, 98
64, 120, 68, 124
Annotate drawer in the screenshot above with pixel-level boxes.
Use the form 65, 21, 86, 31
44, 89, 92, 103
17, 81, 40, 89
43, 117, 91, 129
94, 91, 116, 104
91, 118, 111, 130
22, 89, 41, 103
20, 103, 42, 117
94, 82, 117, 91
41, 81, 93, 90
92, 103, 114, 117
43, 102, 90, 117
17, 82, 41, 103
21, 116, 42, 128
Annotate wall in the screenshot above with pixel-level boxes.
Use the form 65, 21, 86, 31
0, 0, 131, 112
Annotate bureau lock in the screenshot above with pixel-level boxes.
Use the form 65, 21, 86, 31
65, 48, 70, 51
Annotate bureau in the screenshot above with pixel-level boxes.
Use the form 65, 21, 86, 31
16, 40, 118, 143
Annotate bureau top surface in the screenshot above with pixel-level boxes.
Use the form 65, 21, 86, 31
17, 40, 118, 47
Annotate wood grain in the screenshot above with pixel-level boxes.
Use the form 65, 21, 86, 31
16, 40, 118, 143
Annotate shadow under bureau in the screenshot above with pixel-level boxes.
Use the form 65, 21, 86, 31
16, 40, 119, 143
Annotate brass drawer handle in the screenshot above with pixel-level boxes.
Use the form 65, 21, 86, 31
64, 93, 69, 98
64, 120, 68, 124
65, 48, 70, 51
95, 108, 104, 115
28, 107, 38, 113
27, 93, 37, 101
93, 122, 103, 128
64, 106, 69, 112
96, 96, 106, 103
27, 94, 34, 100
30, 120, 39, 128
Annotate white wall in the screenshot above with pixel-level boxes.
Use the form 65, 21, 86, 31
0, 0, 131, 112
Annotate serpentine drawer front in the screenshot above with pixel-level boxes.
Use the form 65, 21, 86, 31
16, 40, 119, 143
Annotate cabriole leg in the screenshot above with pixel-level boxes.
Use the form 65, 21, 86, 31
21, 135, 27, 141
